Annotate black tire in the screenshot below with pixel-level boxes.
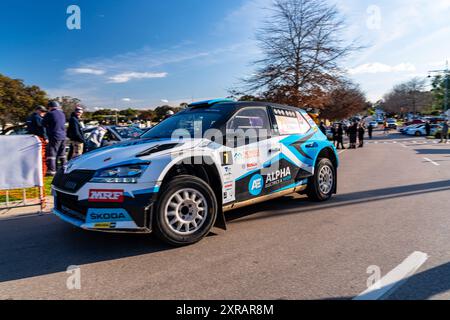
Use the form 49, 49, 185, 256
306, 158, 336, 202
153, 175, 217, 246
415, 131, 421, 137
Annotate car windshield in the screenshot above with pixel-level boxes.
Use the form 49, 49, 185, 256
142, 110, 225, 140
113, 126, 144, 139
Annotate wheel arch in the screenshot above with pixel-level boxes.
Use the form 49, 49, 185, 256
156, 156, 227, 230
314, 146, 338, 194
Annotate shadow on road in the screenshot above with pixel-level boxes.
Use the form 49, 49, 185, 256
324, 262, 450, 300
0, 179, 449, 285
227, 180, 450, 224
0, 218, 173, 283
387, 262, 450, 300
414, 149, 450, 155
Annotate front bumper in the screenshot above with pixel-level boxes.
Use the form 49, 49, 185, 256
53, 188, 157, 233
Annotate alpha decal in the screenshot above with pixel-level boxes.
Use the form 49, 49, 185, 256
265, 167, 292, 188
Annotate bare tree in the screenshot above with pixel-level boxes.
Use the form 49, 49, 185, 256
244, 0, 359, 109
320, 81, 367, 120
382, 78, 432, 115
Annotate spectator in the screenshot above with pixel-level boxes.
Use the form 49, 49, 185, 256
331, 124, 338, 147
440, 121, 449, 144
336, 123, 345, 150
26, 105, 48, 176
42, 101, 67, 176
425, 121, 431, 137
358, 123, 366, 148
348, 122, 358, 149
164, 110, 175, 121
368, 123, 374, 140
319, 122, 327, 135
67, 107, 86, 160
383, 120, 389, 134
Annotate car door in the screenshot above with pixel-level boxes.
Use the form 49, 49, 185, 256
269, 107, 317, 188
223, 106, 277, 203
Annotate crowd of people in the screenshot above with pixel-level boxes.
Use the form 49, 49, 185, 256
319, 121, 373, 150
26, 101, 86, 177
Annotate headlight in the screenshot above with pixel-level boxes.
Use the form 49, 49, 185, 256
91, 164, 149, 184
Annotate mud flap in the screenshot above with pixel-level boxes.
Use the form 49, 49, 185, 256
214, 208, 227, 231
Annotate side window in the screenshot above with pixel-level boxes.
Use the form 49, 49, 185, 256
272, 108, 311, 135
226, 107, 271, 146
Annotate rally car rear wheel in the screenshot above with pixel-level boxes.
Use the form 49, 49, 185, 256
153, 175, 217, 246
306, 158, 336, 202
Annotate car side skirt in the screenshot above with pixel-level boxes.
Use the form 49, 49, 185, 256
222, 184, 307, 213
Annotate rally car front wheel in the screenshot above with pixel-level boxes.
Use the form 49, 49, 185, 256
306, 158, 336, 202
153, 175, 218, 246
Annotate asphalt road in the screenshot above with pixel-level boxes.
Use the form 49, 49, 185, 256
0, 131, 449, 300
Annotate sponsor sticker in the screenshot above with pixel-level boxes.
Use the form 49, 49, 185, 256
249, 174, 264, 196
221, 151, 233, 166
224, 183, 233, 189
86, 208, 132, 223
244, 149, 260, 159
94, 222, 117, 229
88, 189, 124, 203
265, 167, 292, 188
246, 162, 258, 170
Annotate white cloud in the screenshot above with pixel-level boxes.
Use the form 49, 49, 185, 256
108, 72, 168, 83
348, 62, 416, 75
121, 98, 131, 102
66, 68, 105, 75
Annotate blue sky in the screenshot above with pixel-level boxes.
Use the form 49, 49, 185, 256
1, 0, 450, 109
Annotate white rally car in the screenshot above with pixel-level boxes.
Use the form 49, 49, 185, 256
52, 100, 339, 246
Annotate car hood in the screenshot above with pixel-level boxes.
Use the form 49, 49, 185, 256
65, 138, 202, 172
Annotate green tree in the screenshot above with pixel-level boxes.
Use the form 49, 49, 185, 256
0, 73, 48, 130
431, 74, 450, 112
153, 105, 182, 122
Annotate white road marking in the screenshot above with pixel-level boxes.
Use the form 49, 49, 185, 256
423, 158, 440, 166
401, 144, 408, 148
354, 251, 429, 300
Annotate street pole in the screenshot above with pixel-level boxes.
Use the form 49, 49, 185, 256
445, 61, 449, 112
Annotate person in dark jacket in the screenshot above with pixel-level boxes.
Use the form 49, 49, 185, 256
425, 121, 431, 137
348, 122, 358, 149
368, 123, 374, 140
358, 123, 366, 148
67, 107, 85, 160
331, 124, 338, 147
336, 123, 345, 150
42, 101, 67, 176
27, 105, 48, 176
319, 122, 327, 135
27, 106, 47, 139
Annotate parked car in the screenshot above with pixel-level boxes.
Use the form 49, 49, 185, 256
52, 99, 339, 246
83, 125, 144, 152
1, 125, 28, 136
369, 121, 378, 128
405, 124, 441, 136
405, 119, 425, 127
400, 124, 421, 134
386, 119, 398, 130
